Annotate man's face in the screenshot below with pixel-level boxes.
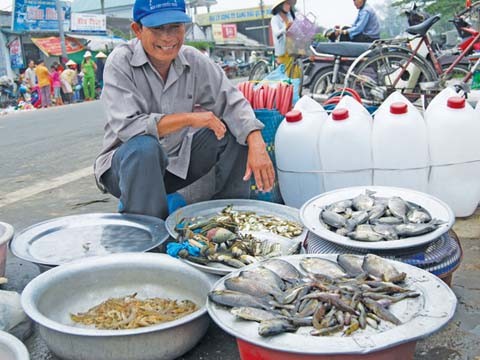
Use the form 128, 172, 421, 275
29, 61, 34, 68
131, 22, 186, 64
353, 0, 365, 9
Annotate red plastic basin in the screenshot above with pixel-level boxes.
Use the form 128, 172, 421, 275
237, 338, 416, 360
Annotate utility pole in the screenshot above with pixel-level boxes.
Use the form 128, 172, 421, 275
259, 0, 267, 45
56, 0, 68, 64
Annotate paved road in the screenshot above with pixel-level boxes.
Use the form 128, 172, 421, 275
0, 101, 479, 360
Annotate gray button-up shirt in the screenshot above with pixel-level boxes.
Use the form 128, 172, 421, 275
94, 39, 264, 189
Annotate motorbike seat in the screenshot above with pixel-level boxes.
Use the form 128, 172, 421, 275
314, 42, 372, 57
406, 15, 440, 36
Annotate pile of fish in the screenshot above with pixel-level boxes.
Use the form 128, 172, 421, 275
319, 190, 443, 241
176, 205, 303, 239
174, 206, 304, 268
209, 254, 420, 337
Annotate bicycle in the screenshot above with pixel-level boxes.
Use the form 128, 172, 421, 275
344, 10, 480, 106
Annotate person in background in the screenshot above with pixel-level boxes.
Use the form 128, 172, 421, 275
61, 60, 77, 104
95, 51, 107, 89
24, 60, 37, 90
81, 51, 97, 101
35, 59, 51, 108
335, 0, 380, 42
270, 0, 300, 78
248, 51, 258, 64
50, 64, 63, 106
95, 0, 274, 220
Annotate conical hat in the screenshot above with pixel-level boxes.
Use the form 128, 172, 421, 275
271, 0, 287, 12
95, 51, 107, 59
65, 59, 76, 66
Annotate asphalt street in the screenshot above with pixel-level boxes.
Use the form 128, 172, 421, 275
0, 100, 479, 360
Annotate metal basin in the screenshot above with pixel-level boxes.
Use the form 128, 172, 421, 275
21, 253, 214, 360
0, 330, 30, 360
0, 222, 14, 277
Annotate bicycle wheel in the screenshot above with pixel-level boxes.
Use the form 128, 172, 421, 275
441, 63, 470, 88
309, 66, 346, 103
346, 49, 437, 106
248, 60, 269, 82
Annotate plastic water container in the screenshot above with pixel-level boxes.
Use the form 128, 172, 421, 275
275, 96, 327, 208
372, 92, 429, 192
319, 96, 373, 191
426, 95, 480, 217
427, 87, 458, 110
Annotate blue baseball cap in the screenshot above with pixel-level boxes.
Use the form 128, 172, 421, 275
133, 0, 192, 27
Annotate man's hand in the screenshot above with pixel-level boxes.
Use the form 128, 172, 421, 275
189, 111, 226, 140
243, 131, 275, 192
158, 111, 226, 139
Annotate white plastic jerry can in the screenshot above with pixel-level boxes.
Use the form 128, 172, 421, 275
319, 96, 373, 192
372, 92, 429, 192
426, 95, 480, 217
275, 98, 326, 208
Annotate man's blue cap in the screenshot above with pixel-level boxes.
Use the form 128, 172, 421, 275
133, 0, 192, 27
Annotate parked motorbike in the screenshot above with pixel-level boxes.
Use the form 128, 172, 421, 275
0, 76, 17, 108
221, 60, 238, 79
236, 59, 252, 77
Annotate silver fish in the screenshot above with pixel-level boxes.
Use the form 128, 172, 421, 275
258, 319, 297, 337
300, 257, 346, 278
209, 290, 270, 309
362, 254, 406, 283
348, 224, 384, 242
231, 307, 281, 322
240, 267, 286, 291
224, 276, 282, 299
407, 208, 432, 224
320, 210, 347, 229
368, 203, 387, 221
337, 254, 365, 276
327, 199, 353, 213
371, 216, 404, 225
345, 211, 369, 231
336, 227, 350, 236
387, 197, 408, 222
262, 258, 302, 282
352, 191, 375, 211
394, 220, 442, 237
373, 224, 399, 240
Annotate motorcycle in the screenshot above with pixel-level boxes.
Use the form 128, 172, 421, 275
221, 59, 238, 79
0, 76, 18, 108
236, 59, 252, 77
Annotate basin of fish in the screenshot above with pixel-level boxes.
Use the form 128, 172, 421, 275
207, 254, 457, 355
300, 186, 454, 250
168, 203, 305, 275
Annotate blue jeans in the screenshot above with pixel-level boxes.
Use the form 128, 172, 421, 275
101, 129, 249, 219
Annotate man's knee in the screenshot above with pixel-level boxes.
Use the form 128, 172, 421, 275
118, 135, 168, 169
